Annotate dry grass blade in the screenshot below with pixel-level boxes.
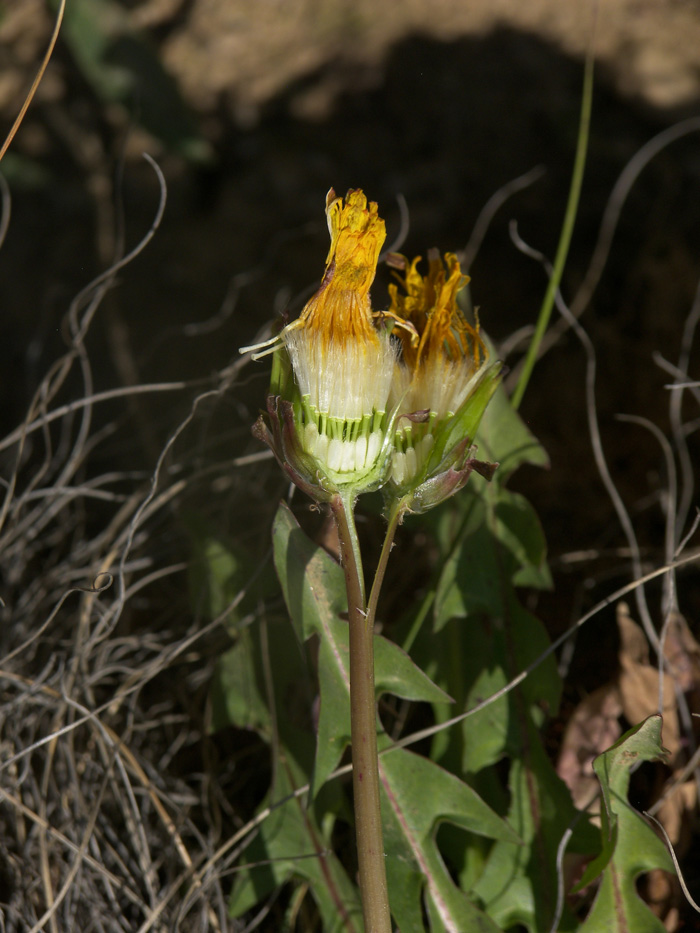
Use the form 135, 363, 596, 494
0, 148, 274, 929
0, 0, 65, 164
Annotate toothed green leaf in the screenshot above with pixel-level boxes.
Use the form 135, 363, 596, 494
273, 501, 451, 795
576, 715, 674, 933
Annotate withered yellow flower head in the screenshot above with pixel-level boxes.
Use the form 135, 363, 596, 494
243, 188, 398, 494
286, 188, 396, 431
389, 249, 485, 376
387, 250, 494, 489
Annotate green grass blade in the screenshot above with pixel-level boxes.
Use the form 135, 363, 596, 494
510, 53, 594, 411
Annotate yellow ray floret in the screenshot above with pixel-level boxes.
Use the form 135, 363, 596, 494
295, 188, 386, 349
388, 250, 486, 372
240, 188, 386, 361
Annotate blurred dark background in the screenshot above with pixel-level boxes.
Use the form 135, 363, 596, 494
1, 0, 700, 653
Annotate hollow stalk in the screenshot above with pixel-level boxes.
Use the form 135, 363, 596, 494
330, 490, 391, 933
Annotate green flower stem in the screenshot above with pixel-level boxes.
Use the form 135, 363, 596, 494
366, 498, 408, 633
331, 491, 391, 933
